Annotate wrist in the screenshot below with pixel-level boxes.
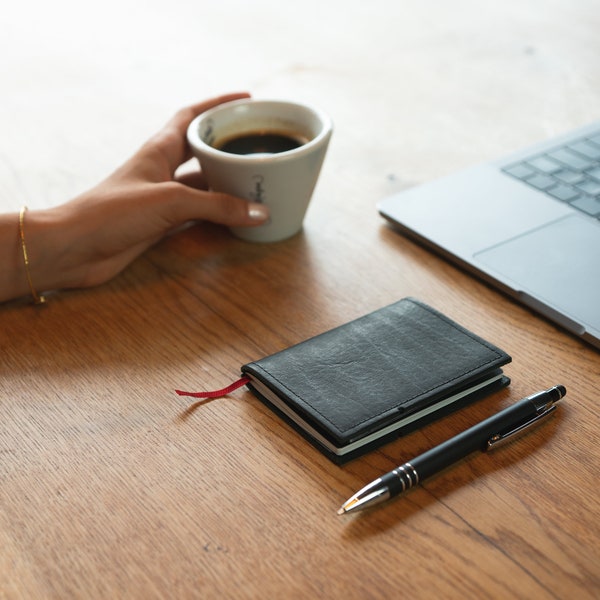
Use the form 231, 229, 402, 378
0, 211, 28, 303
0, 205, 79, 304
23, 204, 83, 296
18, 207, 47, 304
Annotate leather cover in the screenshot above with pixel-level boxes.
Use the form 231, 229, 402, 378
242, 298, 511, 463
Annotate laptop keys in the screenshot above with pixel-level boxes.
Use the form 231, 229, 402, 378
547, 147, 595, 171
571, 196, 600, 216
547, 184, 581, 202
526, 156, 562, 173
502, 130, 600, 220
554, 169, 585, 185
569, 140, 600, 160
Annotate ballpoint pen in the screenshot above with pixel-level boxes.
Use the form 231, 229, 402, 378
337, 384, 566, 515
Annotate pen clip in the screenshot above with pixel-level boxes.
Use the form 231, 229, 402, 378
485, 405, 558, 451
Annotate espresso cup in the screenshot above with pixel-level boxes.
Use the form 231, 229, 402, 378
187, 99, 333, 242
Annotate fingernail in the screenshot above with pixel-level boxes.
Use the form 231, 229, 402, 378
248, 203, 269, 222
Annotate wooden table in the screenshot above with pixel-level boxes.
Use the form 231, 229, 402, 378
1, 1, 599, 598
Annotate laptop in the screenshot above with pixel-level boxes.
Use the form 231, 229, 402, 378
378, 121, 600, 350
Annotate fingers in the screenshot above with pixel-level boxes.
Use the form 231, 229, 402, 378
170, 92, 251, 138
138, 92, 252, 179
174, 169, 208, 190
160, 182, 269, 228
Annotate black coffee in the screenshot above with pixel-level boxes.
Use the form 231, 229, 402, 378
216, 131, 305, 155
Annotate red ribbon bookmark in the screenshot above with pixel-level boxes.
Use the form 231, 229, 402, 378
175, 376, 250, 399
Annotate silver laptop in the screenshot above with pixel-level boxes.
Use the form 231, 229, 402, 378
378, 121, 600, 350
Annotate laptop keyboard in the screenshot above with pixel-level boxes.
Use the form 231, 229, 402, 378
503, 130, 600, 220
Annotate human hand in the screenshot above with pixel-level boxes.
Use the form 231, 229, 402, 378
13, 93, 269, 298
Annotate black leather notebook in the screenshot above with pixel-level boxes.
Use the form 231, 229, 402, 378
241, 298, 511, 463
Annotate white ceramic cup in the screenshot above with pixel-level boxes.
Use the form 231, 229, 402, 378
187, 99, 333, 242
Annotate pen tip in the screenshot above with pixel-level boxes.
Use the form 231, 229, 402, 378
556, 384, 567, 399
337, 507, 346, 516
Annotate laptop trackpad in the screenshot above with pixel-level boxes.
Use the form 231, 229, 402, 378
475, 214, 600, 334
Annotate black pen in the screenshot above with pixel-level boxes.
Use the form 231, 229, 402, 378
337, 385, 566, 515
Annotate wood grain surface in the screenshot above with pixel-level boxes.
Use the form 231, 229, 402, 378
1, 1, 599, 598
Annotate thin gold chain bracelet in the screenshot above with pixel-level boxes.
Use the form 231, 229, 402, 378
18, 206, 46, 305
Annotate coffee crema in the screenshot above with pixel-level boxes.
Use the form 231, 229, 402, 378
215, 130, 307, 155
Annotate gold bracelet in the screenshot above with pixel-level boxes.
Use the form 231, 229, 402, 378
18, 206, 46, 305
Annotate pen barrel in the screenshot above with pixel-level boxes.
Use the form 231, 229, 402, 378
405, 397, 543, 483
339, 388, 564, 513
